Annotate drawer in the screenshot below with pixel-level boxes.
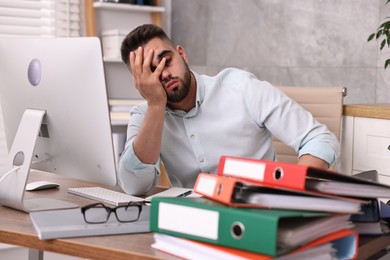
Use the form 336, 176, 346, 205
353, 117, 390, 175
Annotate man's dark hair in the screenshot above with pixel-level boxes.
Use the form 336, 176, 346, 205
121, 24, 171, 66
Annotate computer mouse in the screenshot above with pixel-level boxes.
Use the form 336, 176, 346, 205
26, 181, 60, 191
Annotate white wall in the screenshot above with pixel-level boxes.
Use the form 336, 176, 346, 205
171, 0, 390, 104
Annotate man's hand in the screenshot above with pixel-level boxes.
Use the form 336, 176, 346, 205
129, 46, 167, 107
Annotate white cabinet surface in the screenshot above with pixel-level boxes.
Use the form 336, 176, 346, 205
353, 117, 390, 173
341, 104, 390, 185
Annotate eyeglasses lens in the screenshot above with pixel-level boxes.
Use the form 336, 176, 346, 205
84, 205, 109, 223
116, 206, 140, 222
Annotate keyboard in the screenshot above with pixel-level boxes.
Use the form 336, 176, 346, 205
68, 187, 145, 206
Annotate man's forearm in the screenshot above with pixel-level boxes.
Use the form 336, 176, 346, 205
133, 104, 165, 164
297, 154, 329, 169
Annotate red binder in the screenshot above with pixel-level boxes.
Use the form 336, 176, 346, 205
194, 173, 362, 213
292, 229, 358, 259
217, 156, 390, 198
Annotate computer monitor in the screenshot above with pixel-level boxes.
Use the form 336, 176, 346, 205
0, 37, 117, 212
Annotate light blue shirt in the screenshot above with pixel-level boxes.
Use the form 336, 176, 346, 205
118, 68, 340, 195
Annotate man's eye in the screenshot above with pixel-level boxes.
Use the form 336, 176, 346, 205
150, 58, 171, 72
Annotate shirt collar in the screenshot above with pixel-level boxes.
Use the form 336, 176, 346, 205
193, 70, 205, 107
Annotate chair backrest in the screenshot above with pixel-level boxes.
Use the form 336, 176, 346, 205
273, 86, 346, 167
159, 162, 171, 188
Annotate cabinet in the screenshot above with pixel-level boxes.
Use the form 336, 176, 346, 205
340, 104, 390, 185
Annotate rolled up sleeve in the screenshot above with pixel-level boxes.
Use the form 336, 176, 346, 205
117, 104, 160, 195
298, 135, 339, 166
118, 142, 159, 195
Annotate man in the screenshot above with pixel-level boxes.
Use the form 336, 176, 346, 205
118, 24, 339, 195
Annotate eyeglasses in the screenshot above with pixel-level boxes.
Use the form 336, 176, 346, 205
81, 202, 143, 224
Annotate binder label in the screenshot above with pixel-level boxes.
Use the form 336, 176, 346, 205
158, 202, 219, 240
224, 158, 265, 181
196, 175, 217, 197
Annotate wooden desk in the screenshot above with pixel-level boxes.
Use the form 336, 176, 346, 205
343, 103, 390, 120
1, 170, 390, 260
0, 170, 176, 260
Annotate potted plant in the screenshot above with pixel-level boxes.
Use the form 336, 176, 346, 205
368, 0, 390, 69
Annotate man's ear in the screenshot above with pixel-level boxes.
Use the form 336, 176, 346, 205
176, 45, 188, 63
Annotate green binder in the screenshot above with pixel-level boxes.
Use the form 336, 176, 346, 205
150, 197, 351, 256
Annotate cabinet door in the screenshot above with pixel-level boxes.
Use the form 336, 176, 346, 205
340, 115, 354, 175
353, 117, 390, 175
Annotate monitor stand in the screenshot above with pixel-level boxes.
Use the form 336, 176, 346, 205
0, 109, 78, 212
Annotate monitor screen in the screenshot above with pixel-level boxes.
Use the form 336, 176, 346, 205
0, 37, 117, 211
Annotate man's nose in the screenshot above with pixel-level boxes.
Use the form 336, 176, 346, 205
160, 69, 171, 81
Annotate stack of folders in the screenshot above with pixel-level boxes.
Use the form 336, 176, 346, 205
218, 156, 390, 237
351, 199, 390, 235
345, 170, 390, 236
150, 156, 390, 259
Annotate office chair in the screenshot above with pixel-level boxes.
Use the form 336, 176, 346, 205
273, 86, 347, 170
159, 162, 171, 187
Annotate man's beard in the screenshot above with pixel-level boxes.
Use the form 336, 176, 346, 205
165, 65, 191, 103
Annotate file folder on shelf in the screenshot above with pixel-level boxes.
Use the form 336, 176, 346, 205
152, 229, 358, 260
150, 197, 352, 256
218, 156, 390, 198
194, 173, 362, 214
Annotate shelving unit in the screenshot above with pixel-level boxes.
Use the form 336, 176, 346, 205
84, 0, 171, 162
103, 57, 122, 63
84, 0, 170, 101
93, 1, 165, 12
93, 1, 165, 38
